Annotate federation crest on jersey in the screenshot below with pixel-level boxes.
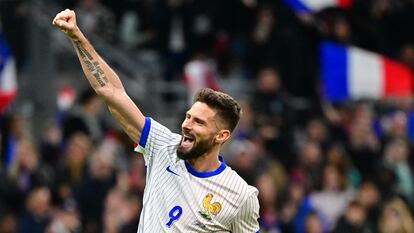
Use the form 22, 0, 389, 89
198, 193, 222, 220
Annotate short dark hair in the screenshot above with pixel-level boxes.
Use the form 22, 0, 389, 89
193, 88, 242, 132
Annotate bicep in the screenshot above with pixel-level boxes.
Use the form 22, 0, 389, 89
105, 88, 145, 143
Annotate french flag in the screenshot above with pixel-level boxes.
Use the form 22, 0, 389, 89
321, 42, 414, 102
0, 32, 17, 113
284, 0, 352, 13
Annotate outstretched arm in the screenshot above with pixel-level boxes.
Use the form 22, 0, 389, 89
53, 9, 145, 143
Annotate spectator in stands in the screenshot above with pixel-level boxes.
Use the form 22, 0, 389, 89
325, 144, 361, 188
118, 192, 140, 233
252, 67, 288, 126
325, 14, 356, 45
304, 211, 324, 233
382, 139, 414, 205
40, 121, 63, 167
333, 200, 373, 233
252, 67, 293, 162
290, 141, 323, 191
227, 139, 260, 185
357, 181, 381, 230
256, 172, 279, 232
305, 118, 329, 149
247, 5, 286, 75
309, 164, 356, 230
152, 0, 193, 80
46, 200, 82, 233
76, 143, 116, 233
0, 211, 17, 233
378, 198, 414, 233
126, 155, 146, 195
103, 189, 140, 233
8, 138, 54, 201
62, 89, 105, 143
1, 114, 29, 168
347, 104, 381, 178
182, 52, 219, 105
55, 133, 92, 205
17, 187, 52, 233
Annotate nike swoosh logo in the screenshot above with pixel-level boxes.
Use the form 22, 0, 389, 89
166, 166, 179, 176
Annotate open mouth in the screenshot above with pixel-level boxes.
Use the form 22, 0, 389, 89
181, 135, 195, 148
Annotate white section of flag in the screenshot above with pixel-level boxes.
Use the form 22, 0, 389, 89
348, 47, 383, 99
302, 0, 337, 11
0, 57, 17, 93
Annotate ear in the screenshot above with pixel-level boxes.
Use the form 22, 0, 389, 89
215, 130, 231, 144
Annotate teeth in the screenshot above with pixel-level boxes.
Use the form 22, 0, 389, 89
183, 136, 194, 142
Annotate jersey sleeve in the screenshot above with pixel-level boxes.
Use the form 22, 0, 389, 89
230, 191, 260, 233
134, 117, 180, 165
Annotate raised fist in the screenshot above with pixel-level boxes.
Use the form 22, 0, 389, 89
52, 9, 80, 40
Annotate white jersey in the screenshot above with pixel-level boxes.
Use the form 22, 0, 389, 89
134, 118, 260, 233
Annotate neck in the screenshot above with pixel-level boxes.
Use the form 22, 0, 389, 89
186, 146, 221, 172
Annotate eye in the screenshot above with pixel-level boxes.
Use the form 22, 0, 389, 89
194, 118, 205, 125
195, 119, 202, 124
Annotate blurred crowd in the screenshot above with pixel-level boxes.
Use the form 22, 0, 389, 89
2, 0, 414, 233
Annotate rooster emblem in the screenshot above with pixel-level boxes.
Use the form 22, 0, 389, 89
202, 193, 222, 215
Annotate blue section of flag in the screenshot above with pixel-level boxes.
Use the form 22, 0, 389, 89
284, 0, 311, 13
320, 42, 349, 102
0, 33, 12, 75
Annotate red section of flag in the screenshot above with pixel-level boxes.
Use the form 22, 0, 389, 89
383, 57, 413, 97
338, 0, 352, 8
0, 92, 16, 112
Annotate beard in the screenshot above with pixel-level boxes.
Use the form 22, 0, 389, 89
176, 136, 215, 160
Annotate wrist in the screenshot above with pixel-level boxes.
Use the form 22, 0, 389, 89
68, 26, 82, 41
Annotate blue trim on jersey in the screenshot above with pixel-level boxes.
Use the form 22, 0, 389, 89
139, 117, 151, 148
185, 156, 227, 178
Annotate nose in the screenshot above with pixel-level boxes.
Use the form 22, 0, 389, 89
182, 118, 192, 131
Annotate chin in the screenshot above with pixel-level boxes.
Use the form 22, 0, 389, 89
176, 148, 188, 158
177, 146, 200, 160
177, 151, 194, 160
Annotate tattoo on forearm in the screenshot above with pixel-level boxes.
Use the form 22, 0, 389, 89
74, 41, 108, 87
74, 41, 93, 60
85, 60, 94, 72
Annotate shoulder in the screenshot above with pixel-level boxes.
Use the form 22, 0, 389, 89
135, 117, 181, 155
221, 167, 259, 203
149, 118, 181, 139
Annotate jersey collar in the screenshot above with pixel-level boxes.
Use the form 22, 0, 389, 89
185, 156, 227, 178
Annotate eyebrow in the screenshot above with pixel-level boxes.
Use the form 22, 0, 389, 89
186, 112, 209, 125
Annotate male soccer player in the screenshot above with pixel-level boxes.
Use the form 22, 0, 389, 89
53, 9, 260, 232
